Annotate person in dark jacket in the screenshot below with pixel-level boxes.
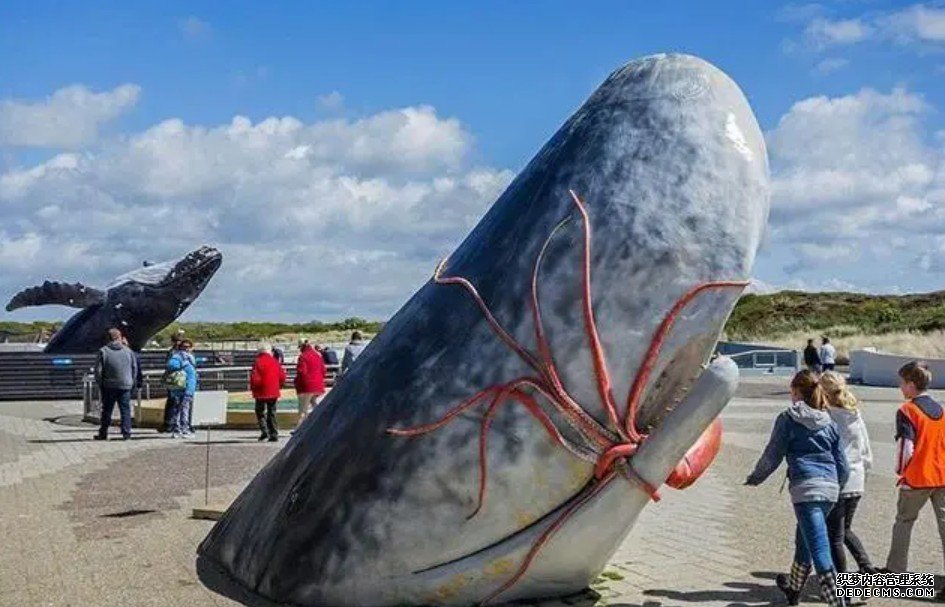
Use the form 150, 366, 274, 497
94, 328, 138, 441
121, 335, 144, 392
251, 344, 287, 442
321, 346, 339, 367
295, 340, 326, 423
746, 370, 850, 606
804, 339, 822, 373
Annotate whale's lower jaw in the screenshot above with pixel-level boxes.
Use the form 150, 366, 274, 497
196, 478, 649, 607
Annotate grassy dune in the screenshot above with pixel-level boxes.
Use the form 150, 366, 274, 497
7, 290, 945, 360
724, 290, 945, 362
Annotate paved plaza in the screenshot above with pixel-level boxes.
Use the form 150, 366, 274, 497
0, 377, 942, 606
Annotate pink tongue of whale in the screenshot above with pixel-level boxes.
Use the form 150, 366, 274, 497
666, 418, 724, 490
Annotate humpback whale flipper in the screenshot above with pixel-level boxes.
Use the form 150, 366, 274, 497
5, 281, 106, 312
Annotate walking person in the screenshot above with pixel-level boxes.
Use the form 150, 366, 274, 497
745, 370, 849, 606
165, 339, 198, 439
805, 339, 822, 373
340, 331, 367, 375
820, 337, 837, 372
251, 344, 286, 442
884, 362, 945, 602
93, 328, 138, 441
294, 340, 326, 424
820, 371, 876, 574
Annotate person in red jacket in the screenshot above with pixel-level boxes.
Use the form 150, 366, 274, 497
294, 340, 326, 424
250, 343, 287, 442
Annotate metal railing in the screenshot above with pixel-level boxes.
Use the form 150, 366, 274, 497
83, 363, 341, 423
726, 348, 799, 372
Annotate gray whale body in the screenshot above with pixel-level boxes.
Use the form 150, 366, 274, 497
197, 54, 769, 606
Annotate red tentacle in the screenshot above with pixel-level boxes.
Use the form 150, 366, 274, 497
386, 378, 537, 437
567, 190, 627, 441
469, 385, 574, 519
623, 280, 748, 438
434, 259, 544, 375
481, 472, 618, 606
527, 217, 617, 450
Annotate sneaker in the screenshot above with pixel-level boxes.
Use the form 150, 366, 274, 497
171, 432, 181, 439
258, 433, 268, 442
122, 434, 131, 441
93, 434, 107, 441
268, 436, 279, 442
182, 432, 197, 439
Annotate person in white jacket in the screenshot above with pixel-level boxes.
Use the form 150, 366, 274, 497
821, 371, 876, 573
820, 337, 837, 371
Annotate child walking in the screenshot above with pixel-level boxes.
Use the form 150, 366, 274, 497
820, 371, 875, 574
884, 362, 945, 603
745, 370, 850, 606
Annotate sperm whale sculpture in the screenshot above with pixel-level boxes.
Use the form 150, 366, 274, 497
197, 53, 769, 606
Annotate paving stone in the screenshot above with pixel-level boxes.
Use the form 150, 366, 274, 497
1, 387, 943, 606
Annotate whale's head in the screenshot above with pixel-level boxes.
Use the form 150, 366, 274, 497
107, 246, 222, 348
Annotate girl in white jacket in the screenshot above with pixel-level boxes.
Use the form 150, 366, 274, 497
821, 371, 876, 573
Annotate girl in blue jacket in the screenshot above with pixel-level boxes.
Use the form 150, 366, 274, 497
166, 339, 198, 438
746, 370, 850, 606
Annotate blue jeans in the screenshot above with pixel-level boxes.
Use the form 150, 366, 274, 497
99, 387, 132, 438
167, 392, 194, 434
794, 501, 836, 574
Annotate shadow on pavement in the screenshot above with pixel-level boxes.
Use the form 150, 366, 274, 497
27, 435, 169, 444
42, 414, 91, 427
643, 571, 787, 606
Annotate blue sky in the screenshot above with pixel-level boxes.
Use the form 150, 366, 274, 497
2, 1, 945, 321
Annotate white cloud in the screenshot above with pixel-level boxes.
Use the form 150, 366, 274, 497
798, 4, 945, 51
0, 96, 512, 321
0, 84, 140, 148
762, 86, 945, 287
805, 18, 873, 48
813, 57, 849, 74
881, 4, 945, 43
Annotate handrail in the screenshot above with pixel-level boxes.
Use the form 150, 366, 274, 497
726, 348, 796, 358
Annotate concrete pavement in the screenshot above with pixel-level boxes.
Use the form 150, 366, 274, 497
0, 376, 941, 606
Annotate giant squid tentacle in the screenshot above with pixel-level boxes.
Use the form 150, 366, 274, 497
434, 259, 543, 375
528, 216, 618, 449
481, 471, 619, 606
567, 189, 629, 442
434, 256, 614, 450
622, 280, 748, 438
468, 384, 576, 520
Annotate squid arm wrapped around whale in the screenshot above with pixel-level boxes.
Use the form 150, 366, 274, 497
197, 52, 770, 607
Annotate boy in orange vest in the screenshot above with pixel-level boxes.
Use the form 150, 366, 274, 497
885, 361, 945, 597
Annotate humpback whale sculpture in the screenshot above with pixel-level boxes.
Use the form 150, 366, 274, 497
197, 53, 769, 606
5, 246, 222, 353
